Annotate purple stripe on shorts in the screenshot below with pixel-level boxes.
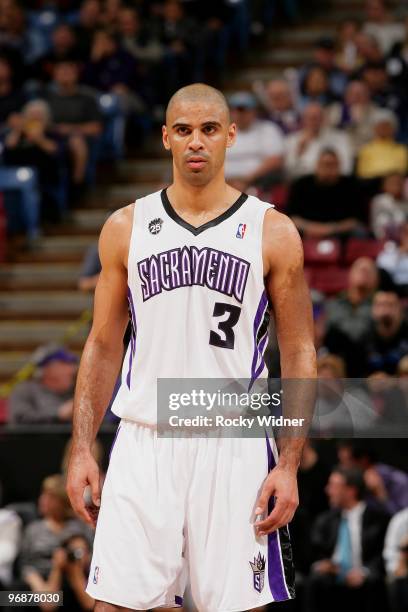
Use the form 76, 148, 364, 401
265, 431, 290, 602
249, 291, 269, 390
175, 595, 183, 606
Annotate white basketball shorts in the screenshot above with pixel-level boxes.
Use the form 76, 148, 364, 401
86, 420, 295, 611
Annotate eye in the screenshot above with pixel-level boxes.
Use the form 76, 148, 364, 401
203, 125, 216, 134
176, 126, 190, 135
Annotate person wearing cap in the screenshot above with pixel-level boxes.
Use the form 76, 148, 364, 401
224, 91, 284, 191
8, 348, 78, 424
356, 109, 408, 179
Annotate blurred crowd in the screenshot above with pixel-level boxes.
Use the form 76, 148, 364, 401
0, 0, 266, 235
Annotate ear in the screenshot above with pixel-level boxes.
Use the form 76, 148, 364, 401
162, 125, 171, 151
226, 123, 237, 148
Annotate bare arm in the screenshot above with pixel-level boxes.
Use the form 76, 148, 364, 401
256, 210, 317, 534
67, 205, 133, 525
291, 215, 359, 237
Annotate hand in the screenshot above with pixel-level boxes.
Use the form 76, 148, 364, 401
313, 559, 339, 575
345, 567, 367, 587
254, 466, 299, 535
52, 547, 67, 572
58, 399, 74, 422
66, 448, 101, 527
56, 123, 73, 136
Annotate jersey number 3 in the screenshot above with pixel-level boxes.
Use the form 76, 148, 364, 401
209, 302, 241, 350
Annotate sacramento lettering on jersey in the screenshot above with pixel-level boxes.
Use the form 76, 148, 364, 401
137, 246, 250, 302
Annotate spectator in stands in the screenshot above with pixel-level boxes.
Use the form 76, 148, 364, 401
2, 99, 62, 223
0, 505, 21, 588
31, 24, 81, 83
118, 7, 164, 65
357, 110, 408, 179
287, 148, 362, 239
0, 56, 25, 128
335, 20, 361, 74
43, 533, 95, 610
371, 174, 408, 240
78, 242, 101, 292
46, 60, 102, 189
262, 78, 300, 134
359, 61, 407, 135
9, 348, 78, 424
312, 355, 376, 437
82, 28, 138, 94
225, 91, 284, 191
384, 508, 408, 612
384, 507, 408, 576
0, 1, 47, 66
74, 0, 102, 58
363, 0, 405, 55
354, 33, 383, 65
324, 258, 379, 375
20, 475, 91, 593
299, 65, 337, 109
326, 80, 378, 152
351, 446, 408, 515
306, 466, 389, 612
365, 290, 408, 375
157, 0, 199, 93
299, 37, 347, 99
284, 102, 353, 179
377, 234, 408, 296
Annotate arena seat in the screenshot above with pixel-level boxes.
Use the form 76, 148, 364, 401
303, 238, 341, 267
344, 238, 386, 265
307, 266, 348, 296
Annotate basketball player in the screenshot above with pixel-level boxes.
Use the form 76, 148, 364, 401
67, 83, 316, 612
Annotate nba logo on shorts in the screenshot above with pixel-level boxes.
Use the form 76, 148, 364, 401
93, 566, 100, 584
249, 552, 266, 593
236, 223, 246, 239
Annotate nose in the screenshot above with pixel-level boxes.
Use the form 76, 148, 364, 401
188, 128, 204, 151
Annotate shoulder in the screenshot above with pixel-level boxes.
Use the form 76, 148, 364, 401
99, 203, 135, 267
263, 209, 303, 271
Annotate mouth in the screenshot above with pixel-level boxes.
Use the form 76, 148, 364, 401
186, 157, 207, 171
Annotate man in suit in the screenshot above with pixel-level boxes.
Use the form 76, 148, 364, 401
305, 466, 390, 612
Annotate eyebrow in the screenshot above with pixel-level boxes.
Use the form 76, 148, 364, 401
171, 121, 222, 129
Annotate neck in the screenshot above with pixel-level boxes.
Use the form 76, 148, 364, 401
167, 169, 238, 213
59, 83, 77, 95
344, 498, 360, 510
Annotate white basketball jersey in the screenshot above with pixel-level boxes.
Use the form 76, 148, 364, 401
111, 189, 274, 424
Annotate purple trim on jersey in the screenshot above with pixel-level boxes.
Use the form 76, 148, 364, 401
126, 286, 137, 389
175, 596, 183, 606
249, 291, 269, 390
109, 424, 121, 461
265, 432, 291, 602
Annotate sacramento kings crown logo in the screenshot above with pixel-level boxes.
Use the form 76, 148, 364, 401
148, 218, 163, 235
249, 552, 266, 593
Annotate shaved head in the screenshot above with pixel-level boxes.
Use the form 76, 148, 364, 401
166, 83, 230, 125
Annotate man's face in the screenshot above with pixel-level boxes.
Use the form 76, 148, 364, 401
230, 106, 257, 130
163, 100, 236, 187
316, 152, 340, 184
372, 292, 402, 329
267, 81, 292, 112
42, 360, 77, 392
119, 9, 139, 36
345, 81, 369, 106
374, 119, 395, 140
326, 472, 348, 508
52, 25, 74, 51
53, 62, 78, 88
348, 257, 378, 292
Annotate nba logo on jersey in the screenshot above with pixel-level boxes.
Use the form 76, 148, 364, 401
236, 223, 246, 239
93, 566, 100, 584
249, 553, 266, 593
